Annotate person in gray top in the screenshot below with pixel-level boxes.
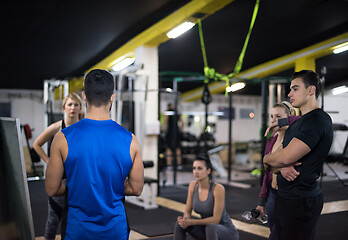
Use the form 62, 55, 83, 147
174, 154, 239, 240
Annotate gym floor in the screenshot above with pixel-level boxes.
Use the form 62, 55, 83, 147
30, 162, 348, 240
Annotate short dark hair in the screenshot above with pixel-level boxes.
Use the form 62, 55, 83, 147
195, 153, 213, 180
291, 70, 321, 99
84, 69, 114, 107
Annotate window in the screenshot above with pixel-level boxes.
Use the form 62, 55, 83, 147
0, 103, 11, 117
240, 108, 255, 119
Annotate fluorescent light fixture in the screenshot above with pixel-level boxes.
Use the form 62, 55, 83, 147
332, 42, 348, 54
167, 21, 195, 39
163, 111, 223, 116
164, 111, 174, 116
194, 116, 200, 122
111, 57, 135, 71
226, 82, 246, 92
332, 86, 348, 95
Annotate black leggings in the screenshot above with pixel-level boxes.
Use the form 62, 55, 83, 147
45, 195, 65, 239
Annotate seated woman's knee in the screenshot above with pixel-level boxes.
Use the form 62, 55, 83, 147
205, 224, 218, 233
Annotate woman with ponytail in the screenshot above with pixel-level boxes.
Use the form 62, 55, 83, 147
256, 101, 300, 240
174, 154, 239, 240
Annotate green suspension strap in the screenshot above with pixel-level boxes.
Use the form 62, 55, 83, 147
197, 0, 260, 94
228, 0, 260, 78
197, 18, 209, 84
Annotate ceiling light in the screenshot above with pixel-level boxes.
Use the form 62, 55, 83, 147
332, 86, 348, 95
332, 42, 348, 54
194, 116, 200, 122
165, 88, 173, 93
226, 82, 246, 92
167, 21, 195, 39
111, 57, 135, 71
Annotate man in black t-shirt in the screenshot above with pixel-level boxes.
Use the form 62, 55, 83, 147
264, 70, 333, 240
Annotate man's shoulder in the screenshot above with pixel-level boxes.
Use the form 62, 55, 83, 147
309, 109, 332, 125
113, 121, 133, 136
309, 108, 330, 118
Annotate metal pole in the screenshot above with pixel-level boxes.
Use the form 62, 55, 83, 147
321, 66, 326, 110
173, 80, 178, 185
260, 79, 269, 186
157, 84, 161, 194
228, 90, 233, 182
205, 100, 208, 149
320, 66, 326, 187
128, 77, 134, 132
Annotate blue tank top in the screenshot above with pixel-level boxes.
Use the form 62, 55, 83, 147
61, 118, 133, 240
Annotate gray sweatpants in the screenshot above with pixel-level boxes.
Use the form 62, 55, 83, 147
174, 221, 239, 240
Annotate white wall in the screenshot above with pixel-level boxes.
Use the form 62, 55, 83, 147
161, 91, 348, 148
324, 94, 348, 124
0, 89, 45, 147
2, 89, 348, 154
161, 93, 263, 143
323, 93, 348, 154
213, 94, 262, 143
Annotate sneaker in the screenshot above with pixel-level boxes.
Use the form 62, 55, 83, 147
251, 168, 262, 177
166, 166, 173, 171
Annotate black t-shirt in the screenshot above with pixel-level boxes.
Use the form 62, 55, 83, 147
277, 108, 333, 199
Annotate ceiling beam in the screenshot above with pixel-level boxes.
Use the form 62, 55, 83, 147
181, 32, 348, 102
68, 0, 236, 93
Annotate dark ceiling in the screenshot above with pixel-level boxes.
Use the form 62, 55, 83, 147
1, 0, 348, 95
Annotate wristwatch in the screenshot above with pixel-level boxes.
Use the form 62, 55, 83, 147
278, 118, 289, 128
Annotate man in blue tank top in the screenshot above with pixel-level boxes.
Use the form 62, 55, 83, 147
264, 70, 333, 240
45, 69, 144, 240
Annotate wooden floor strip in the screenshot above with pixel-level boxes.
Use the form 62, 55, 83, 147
35, 198, 348, 239
322, 200, 348, 214
156, 196, 270, 238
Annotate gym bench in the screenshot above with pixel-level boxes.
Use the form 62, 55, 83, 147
125, 160, 158, 209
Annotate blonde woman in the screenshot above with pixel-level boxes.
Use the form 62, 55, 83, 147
257, 101, 299, 240
33, 92, 82, 240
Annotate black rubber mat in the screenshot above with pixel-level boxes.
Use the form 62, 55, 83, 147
316, 211, 348, 239
125, 203, 182, 237
28, 179, 348, 239
139, 230, 267, 240
28, 179, 181, 238
28, 180, 61, 237
159, 179, 348, 240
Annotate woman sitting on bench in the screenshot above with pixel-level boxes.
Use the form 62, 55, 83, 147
174, 154, 239, 240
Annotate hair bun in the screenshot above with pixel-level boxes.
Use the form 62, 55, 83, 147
197, 153, 210, 161
95, 73, 102, 81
